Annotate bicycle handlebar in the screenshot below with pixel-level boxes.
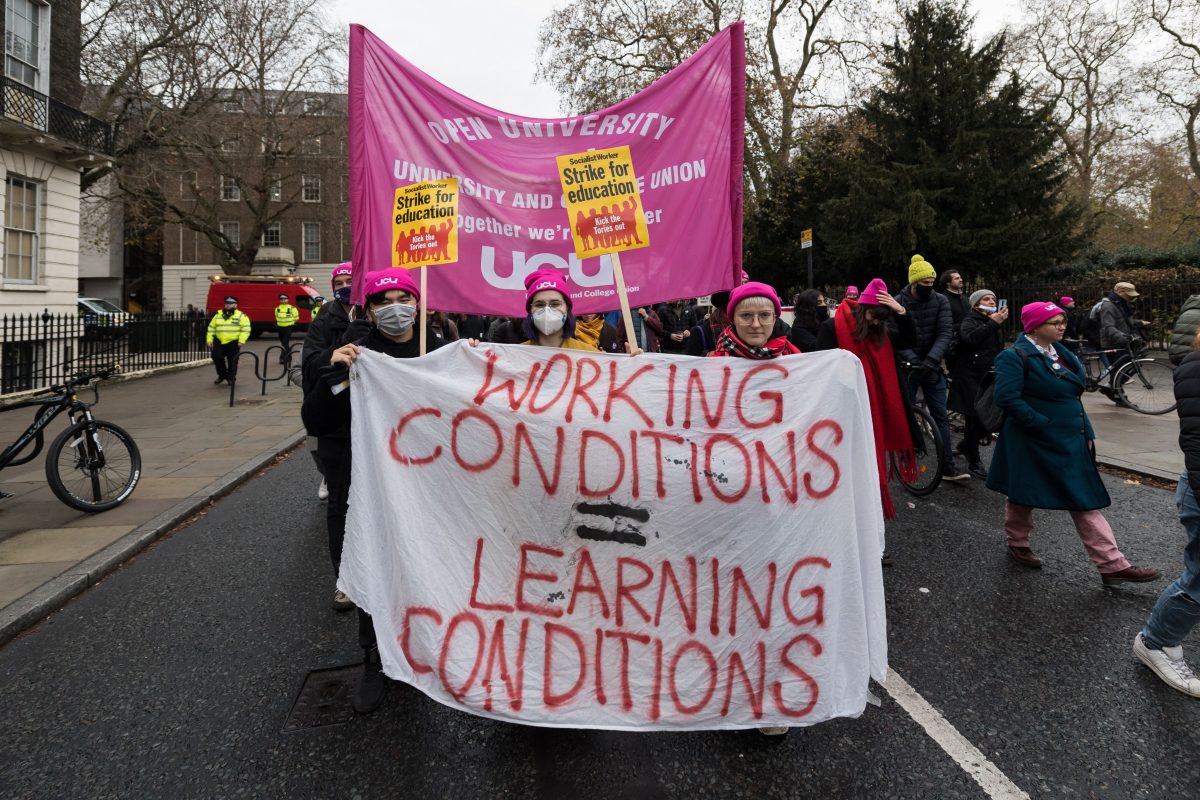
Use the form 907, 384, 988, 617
49, 364, 121, 395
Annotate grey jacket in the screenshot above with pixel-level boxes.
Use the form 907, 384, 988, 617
1097, 295, 1140, 349
1169, 295, 1200, 366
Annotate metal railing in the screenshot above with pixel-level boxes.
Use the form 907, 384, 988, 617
0, 312, 209, 395
1, 77, 112, 155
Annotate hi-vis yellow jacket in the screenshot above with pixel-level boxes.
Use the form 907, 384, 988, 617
274, 303, 299, 327
207, 310, 251, 345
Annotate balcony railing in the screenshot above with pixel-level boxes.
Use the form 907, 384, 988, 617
1, 76, 111, 156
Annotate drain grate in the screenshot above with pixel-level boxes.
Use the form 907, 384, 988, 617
282, 664, 361, 732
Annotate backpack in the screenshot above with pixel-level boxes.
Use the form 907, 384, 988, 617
974, 349, 1031, 434
1079, 300, 1106, 348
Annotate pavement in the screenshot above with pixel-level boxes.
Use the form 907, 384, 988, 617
0, 432, 1196, 799
0, 337, 305, 646
1083, 390, 1184, 481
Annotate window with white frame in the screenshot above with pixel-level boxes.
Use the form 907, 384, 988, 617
4, 0, 44, 89
301, 135, 321, 155
261, 221, 281, 247
302, 222, 321, 262
221, 137, 238, 153
219, 221, 240, 248
4, 176, 39, 282
179, 171, 198, 197
302, 175, 320, 202
221, 176, 240, 201
268, 174, 281, 202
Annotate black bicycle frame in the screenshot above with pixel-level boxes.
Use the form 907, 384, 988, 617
0, 394, 89, 471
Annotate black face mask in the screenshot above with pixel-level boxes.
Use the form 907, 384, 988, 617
914, 284, 933, 301
222, 308, 235, 318
816, 306, 830, 322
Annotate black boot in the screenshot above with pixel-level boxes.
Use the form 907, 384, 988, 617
353, 646, 387, 714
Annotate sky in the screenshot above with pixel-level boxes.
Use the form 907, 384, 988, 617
327, 1, 1027, 117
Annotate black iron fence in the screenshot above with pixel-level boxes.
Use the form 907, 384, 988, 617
1, 76, 112, 154
984, 279, 1200, 350
0, 312, 209, 395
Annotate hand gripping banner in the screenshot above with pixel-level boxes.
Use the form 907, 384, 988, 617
347, 23, 746, 313
342, 343, 888, 731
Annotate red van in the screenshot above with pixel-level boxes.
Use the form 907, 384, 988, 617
205, 275, 322, 338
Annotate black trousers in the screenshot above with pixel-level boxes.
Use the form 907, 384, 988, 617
277, 326, 293, 362
958, 415, 989, 465
211, 341, 240, 380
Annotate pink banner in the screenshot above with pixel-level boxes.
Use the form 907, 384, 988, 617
348, 23, 745, 314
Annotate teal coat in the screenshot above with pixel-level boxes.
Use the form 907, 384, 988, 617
985, 337, 1110, 511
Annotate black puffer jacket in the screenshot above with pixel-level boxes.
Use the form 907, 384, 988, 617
894, 285, 953, 365
1176, 350, 1200, 503
301, 301, 350, 398
948, 310, 1006, 416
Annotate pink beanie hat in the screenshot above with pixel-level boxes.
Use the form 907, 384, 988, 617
1021, 301, 1065, 333
363, 269, 420, 302
331, 262, 353, 285
1060, 296, 1074, 307
524, 268, 572, 310
727, 281, 782, 317
846, 285, 859, 298
856, 278, 891, 306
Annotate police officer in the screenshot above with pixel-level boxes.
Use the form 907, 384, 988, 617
274, 292, 299, 363
310, 295, 325, 320
207, 295, 251, 385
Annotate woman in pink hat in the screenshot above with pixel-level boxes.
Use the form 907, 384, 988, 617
986, 301, 1158, 585
817, 278, 921, 526
302, 268, 447, 716
519, 268, 598, 351
708, 281, 799, 359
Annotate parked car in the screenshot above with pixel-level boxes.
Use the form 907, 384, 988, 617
78, 297, 132, 339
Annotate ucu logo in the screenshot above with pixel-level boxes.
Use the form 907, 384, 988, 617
534, 281, 557, 291
375, 277, 401, 287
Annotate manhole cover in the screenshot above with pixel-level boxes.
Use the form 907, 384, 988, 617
282, 664, 361, 732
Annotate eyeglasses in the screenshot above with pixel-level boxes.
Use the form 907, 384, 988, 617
735, 311, 775, 325
1043, 318, 1068, 327
531, 299, 566, 311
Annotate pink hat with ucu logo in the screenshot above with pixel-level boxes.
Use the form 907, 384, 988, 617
1021, 301, 1065, 333
331, 262, 353, 285
524, 268, 572, 310
363, 269, 420, 302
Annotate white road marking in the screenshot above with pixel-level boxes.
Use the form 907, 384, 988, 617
883, 669, 1030, 800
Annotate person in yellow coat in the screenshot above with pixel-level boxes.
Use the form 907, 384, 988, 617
207, 295, 251, 385
273, 293, 299, 363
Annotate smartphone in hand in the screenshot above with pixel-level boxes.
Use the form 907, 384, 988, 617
998, 299, 1008, 310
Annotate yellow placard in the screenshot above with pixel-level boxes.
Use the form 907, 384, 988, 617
556, 146, 650, 260
391, 178, 458, 268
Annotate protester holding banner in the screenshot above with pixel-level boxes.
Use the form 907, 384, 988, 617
709, 282, 799, 360
985, 301, 1159, 585
301, 268, 445, 714
817, 278, 920, 528
519, 269, 598, 351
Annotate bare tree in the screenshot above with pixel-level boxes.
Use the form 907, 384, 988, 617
536, 0, 884, 200
1008, 0, 1151, 232
82, 0, 346, 274
1145, 0, 1200, 183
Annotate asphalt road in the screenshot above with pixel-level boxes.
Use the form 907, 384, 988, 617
1, 450, 1197, 799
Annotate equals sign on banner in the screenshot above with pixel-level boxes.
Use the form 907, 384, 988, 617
574, 501, 652, 547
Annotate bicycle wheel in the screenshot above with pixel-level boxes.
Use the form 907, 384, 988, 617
45, 419, 141, 512
1114, 359, 1177, 415
897, 406, 944, 497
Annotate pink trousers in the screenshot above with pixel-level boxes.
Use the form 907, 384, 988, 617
1004, 501, 1131, 573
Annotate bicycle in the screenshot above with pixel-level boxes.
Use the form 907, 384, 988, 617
892, 362, 945, 496
1078, 343, 1176, 415
0, 365, 141, 512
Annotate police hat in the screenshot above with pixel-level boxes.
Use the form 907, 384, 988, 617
224, 296, 238, 304
278, 293, 288, 300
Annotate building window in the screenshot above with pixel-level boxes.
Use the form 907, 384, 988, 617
223, 92, 243, 113
219, 221, 240, 248
302, 175, 321, 203
302, 222, 321, 262
4, 0, 42, 89
340, 223, 350, 261
303, 96, 325, 115
179, 171, 198, 197
262, 221, 281, 247
221, 137, 238, 153
3, 176, 39, 282
221, 176, 240, 201
268, 174, 281, 202
301, 135, 321, 155
179, 226, 197, 264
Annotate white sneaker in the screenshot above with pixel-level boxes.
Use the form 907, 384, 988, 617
757, 726, 788, 736
1133, 633, 1200, 698
317, 478, 328, 501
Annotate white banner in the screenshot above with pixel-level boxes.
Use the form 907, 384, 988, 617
343, 342, 887, 731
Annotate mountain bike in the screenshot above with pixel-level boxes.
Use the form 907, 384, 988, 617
0, 365, 141, 512
1079, 344, 1176, 415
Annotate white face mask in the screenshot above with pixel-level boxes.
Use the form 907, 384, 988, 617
533, 307, 566, 336
978, 305, 997, 314
373, 303, 416, 336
